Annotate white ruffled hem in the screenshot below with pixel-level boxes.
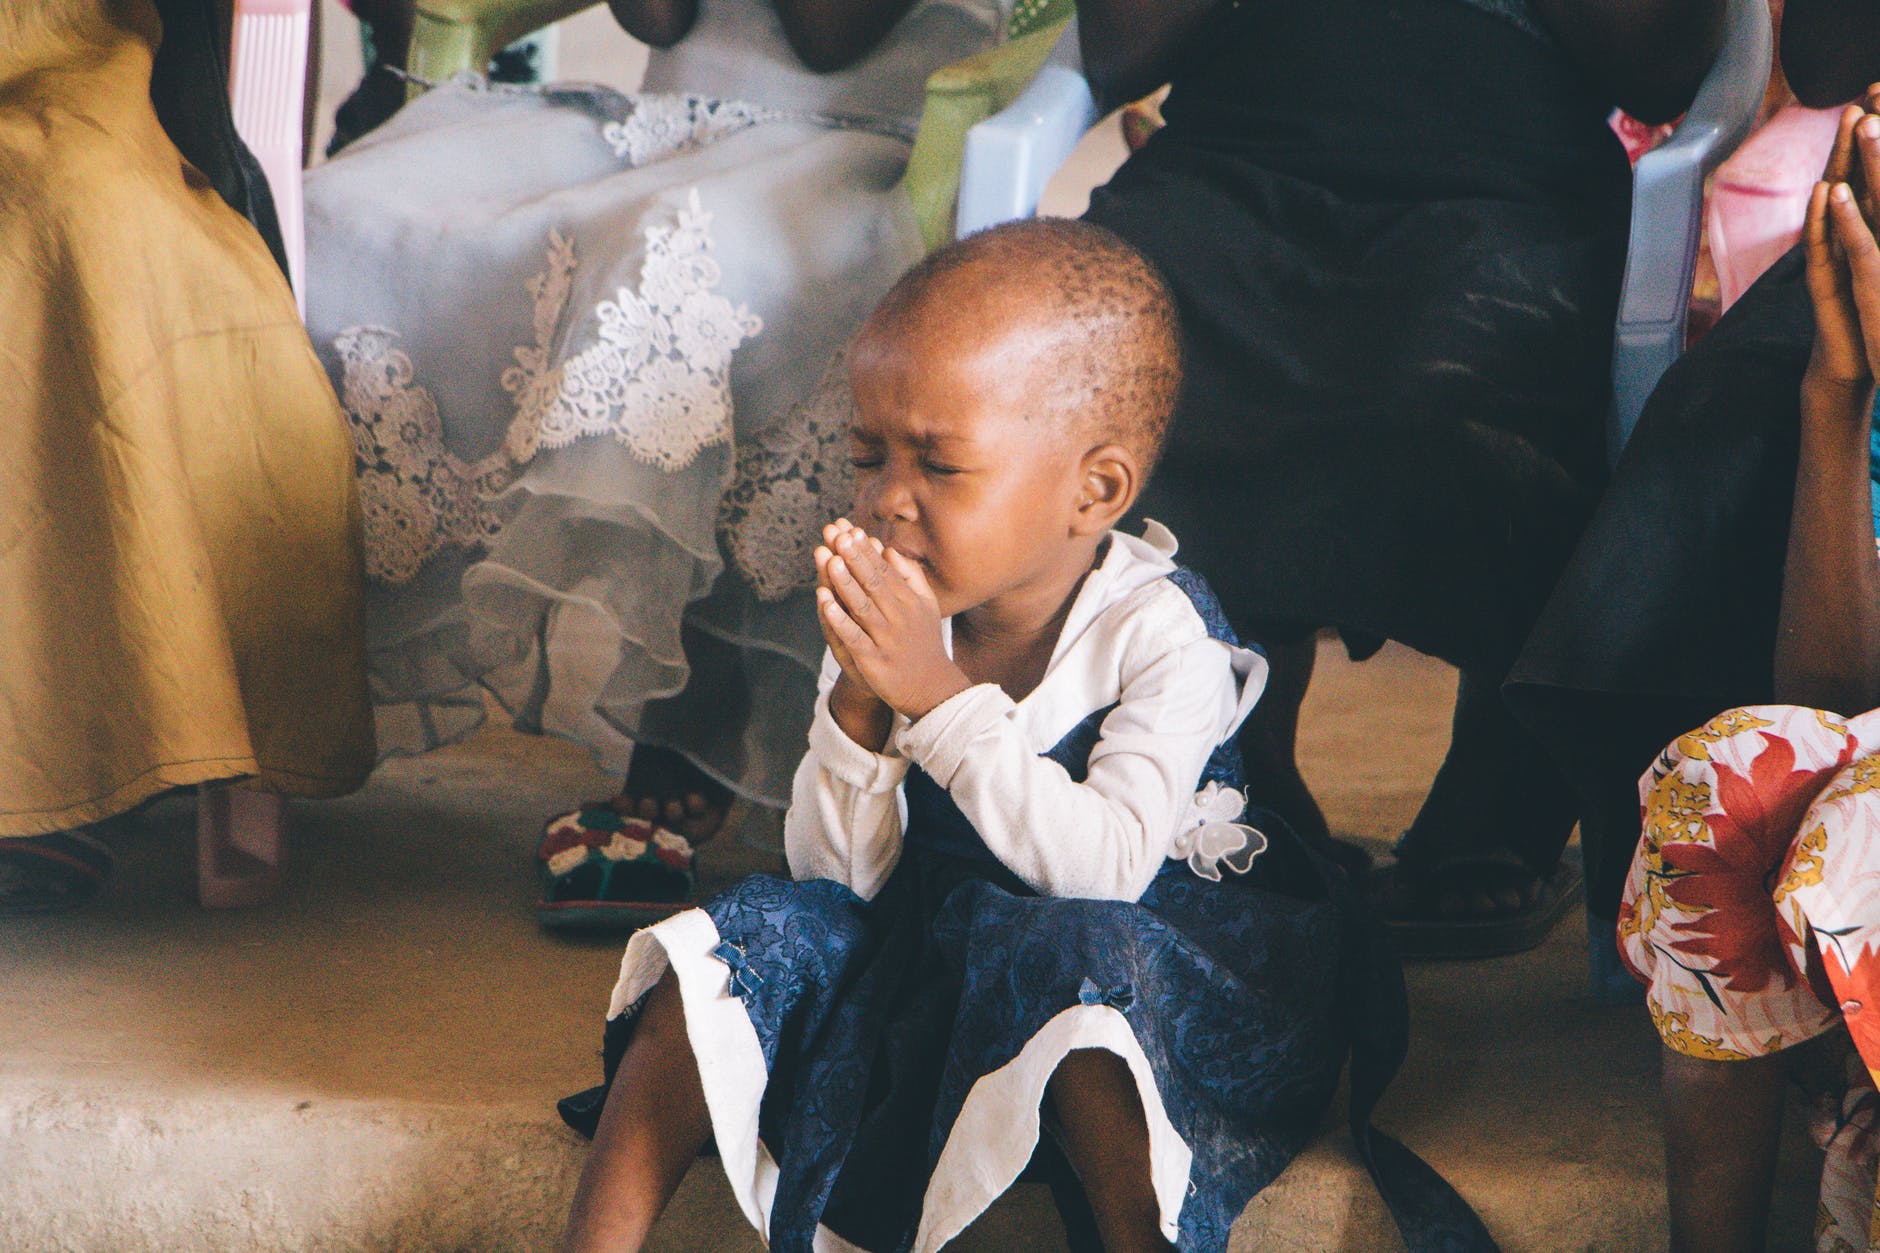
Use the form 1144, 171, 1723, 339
609, 910, 780, 1238
911, 1004, 1190, 1251
608, 919, 1192, 1252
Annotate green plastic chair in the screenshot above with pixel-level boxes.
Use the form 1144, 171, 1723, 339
403, 0, 1074, 248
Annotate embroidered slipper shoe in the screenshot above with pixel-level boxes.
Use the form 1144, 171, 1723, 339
0, 830, 115, 916
535, 805, 696, 933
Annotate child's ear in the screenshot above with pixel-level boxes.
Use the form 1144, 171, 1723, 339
1071, 443, 1140, 536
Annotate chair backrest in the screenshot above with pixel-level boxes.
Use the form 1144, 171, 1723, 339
953, 19, 1095, 240
228, 0, 313, 314
1608, 0, 1771, 458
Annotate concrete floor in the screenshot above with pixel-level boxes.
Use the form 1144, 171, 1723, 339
0, 640, 1823, 1251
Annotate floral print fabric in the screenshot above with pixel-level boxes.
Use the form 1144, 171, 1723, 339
1621, 705, 1880, 1251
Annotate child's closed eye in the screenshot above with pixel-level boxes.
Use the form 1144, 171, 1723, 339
920, 459, 965, 477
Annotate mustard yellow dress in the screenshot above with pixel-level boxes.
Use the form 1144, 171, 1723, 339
0, 0, 375, 837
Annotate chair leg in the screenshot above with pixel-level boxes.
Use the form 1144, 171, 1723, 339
197, 784, 286, 908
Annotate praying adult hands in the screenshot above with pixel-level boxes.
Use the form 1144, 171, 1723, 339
1777, 89, 1880, 714
1804, 93, 1880, 422
814, 519, 971, 743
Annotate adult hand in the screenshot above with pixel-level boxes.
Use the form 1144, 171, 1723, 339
1820, 91, 1880, 220
815, 519, 972, 721
1803, 105, 1880, 421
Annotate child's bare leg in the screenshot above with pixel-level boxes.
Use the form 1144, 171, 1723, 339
1047, 1049, 1177, 1253
562, 971, 712, 1253
1661, 1046, 1786, 1253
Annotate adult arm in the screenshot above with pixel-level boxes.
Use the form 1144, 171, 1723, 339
1527, 0, 1725, 124
1776, 114, 1880, 711
606, 0, 698, 47
1074, 0, 1225, 113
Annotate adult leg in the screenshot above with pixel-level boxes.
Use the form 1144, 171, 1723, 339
562, 971, 712, 1253
1235, 636, 1331, 848
1388, 670, 1579, 915
1046, 1049, 1176, 1253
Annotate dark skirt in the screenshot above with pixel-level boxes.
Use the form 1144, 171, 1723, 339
1084, 0, 1631, 675
648, 848, 1342, 1251
563, 825, 1500, 1252
1506, 247, 1816, 912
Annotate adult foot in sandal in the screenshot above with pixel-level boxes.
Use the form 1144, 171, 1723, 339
1368, 851, 1584, 959
0, 830, 114, 916
1379, 670, 1582, 955
1368, 851, 1543, 919
614, 744, 733, 846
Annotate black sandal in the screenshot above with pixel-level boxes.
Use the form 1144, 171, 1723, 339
0, 830, 114, 916
1368, 847, 1583, 960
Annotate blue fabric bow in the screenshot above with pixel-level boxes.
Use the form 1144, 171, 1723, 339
714, 940, 764, 1001
1077, 977, 1134, 1013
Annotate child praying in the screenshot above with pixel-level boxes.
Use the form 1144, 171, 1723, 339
554, 219, 1485, 1253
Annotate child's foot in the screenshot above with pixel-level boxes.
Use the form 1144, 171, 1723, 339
616, 745, 732, 846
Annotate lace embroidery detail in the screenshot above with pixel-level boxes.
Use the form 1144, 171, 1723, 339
504, 191, 762, 471
602, 94, 783, 167
718, 350, 857, 601
338, 327, 515, 585
335, 192, 762, 584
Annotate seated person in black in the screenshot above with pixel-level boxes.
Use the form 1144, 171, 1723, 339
1077, 0, 1727, 950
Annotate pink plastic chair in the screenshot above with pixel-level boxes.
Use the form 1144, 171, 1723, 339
228, 0, 312, 312
1707, 102, 1839, 311
197, 0, 312, 908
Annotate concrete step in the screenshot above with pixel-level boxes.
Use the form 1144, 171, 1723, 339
0, 643, 1824, 1251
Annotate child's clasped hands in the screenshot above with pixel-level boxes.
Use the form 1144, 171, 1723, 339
814, 517, 971, 747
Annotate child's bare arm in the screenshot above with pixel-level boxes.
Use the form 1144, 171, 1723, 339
771, 0, 920, 73
1776, 107, 1880, 711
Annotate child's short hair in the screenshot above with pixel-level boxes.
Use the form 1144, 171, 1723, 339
861, 217, 1183, 468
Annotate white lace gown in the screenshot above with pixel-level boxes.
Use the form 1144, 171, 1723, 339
303, 0, 1006, 808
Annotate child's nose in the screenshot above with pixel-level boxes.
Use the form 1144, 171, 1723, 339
864, 474, 917, 524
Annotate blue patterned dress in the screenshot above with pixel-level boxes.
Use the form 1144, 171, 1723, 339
562, 528, 1494, 1252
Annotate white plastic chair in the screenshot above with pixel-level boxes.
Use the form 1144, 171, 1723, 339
195, 0, 315, 908
956, 0, 1774, 462
954, 20, 1099, 238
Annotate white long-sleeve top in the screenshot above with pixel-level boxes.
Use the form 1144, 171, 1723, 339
784, 522, 1268, 903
